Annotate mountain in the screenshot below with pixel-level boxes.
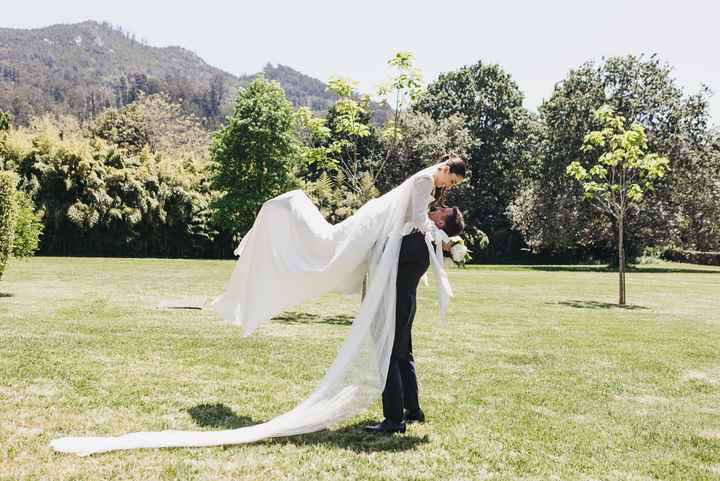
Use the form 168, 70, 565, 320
0, 21, 367, 126
262, 63, 337, 113
263, 62, 390, 126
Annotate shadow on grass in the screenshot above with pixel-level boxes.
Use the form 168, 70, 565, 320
267, 421, 430, 453
0, 292, 14, 298
273, 311, 353, 326
188, 403, 257, 429
187, 403, 428, 453
554, 300, 648, 310
272, 311, 319, 323
527, 265, 720, 274
322, 314, 354, 326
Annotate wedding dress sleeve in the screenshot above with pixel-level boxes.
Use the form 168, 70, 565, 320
409, 175, 436, 234
409, 174, 447, 243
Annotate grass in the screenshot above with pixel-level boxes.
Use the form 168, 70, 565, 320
1, 257, 719, 480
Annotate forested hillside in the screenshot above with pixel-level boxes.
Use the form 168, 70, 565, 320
0, 21, 360, 126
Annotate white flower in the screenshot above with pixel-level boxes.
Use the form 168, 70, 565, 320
448, 235, 463, 246
450, 243, 468, 263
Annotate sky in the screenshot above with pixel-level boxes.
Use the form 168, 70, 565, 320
3, 0, 719, 125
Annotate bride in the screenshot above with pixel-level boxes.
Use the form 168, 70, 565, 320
50, 154, 467, 455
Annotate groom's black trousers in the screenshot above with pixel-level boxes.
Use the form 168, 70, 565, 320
382, 231, 430, 423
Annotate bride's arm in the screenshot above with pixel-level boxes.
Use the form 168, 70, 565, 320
409, 175, 439, 235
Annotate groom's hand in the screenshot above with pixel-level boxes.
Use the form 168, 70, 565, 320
442, 242, 451, 253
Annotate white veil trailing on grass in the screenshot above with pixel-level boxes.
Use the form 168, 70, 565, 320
50, 164, 453, 456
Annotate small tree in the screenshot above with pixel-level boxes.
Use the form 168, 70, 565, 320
293, 105, 334, 175
0, 172, 17, 283
12, 191, 43, 258
294, 78, 379, 220
295, 53, 428, 216
210, 77, 299, 240
376, 52, 425, 171
321, 53, 426, 204
325, 77, 377, 203
566, 105, 669, 304
92, 92, 210, 160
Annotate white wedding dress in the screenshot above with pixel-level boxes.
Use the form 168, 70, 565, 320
50, 164, 453, 456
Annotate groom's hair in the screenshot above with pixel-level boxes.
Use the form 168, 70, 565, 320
440, 207, 465, 237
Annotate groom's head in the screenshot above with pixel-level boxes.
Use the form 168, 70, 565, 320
429, 207, 464, 237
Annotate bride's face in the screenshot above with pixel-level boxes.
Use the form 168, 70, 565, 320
434, 164, 463, 188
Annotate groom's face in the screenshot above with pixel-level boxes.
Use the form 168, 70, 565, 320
428, 207, 454, 230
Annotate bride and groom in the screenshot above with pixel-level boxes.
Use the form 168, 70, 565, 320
366, 203, 464, 434
51, 154, 467, 455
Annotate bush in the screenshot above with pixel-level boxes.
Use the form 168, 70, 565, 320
2, 113, 221, 257
0, 111, 10, 131
635, 246, 665, 265
210, 77, 299, 240
0, 171, 17, 281
12, 190, 42, 258
661, 248, 720, 266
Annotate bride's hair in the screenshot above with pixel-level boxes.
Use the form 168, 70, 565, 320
433, 152, 466, 204
439, 152, 466, 177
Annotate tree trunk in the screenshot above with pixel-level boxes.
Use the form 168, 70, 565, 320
618, 213, 626, 305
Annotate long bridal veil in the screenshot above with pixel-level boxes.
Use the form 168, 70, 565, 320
50, 164, 453, 456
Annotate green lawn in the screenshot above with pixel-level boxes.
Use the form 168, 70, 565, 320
1, 257, 719, 481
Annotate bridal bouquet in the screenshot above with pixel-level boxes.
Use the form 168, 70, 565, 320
448, 236, 472, 268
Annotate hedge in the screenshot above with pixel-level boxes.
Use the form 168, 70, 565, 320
0, 171, 17, 281
662, 248, 720, 266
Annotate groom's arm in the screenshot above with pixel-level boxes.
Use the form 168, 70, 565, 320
430, 239, 452, 253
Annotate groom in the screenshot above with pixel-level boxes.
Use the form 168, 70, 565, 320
365, 206, 465, 434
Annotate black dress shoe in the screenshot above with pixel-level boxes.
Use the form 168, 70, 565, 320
404, 408, 425, 424
363, 419, 406, 434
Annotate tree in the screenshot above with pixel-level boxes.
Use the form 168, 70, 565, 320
209, 77, 299, 240
203, 74, 226, 120
301, 53, 430, 222
91, 104, 149, 155
92, 92, 211, 159
294, 77, 382, 223
566, 106, 669, 304
0, 172, 17, 283
416, 61, 537, 259
324, 77, 377, 203
667, 129, 720, 252
301, 53, 424, 217
376, 52, 426, 176
510, 55, 713, 258
375, 111, 472, 193
293, 105, 333, 175
11, 190, 43, 258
